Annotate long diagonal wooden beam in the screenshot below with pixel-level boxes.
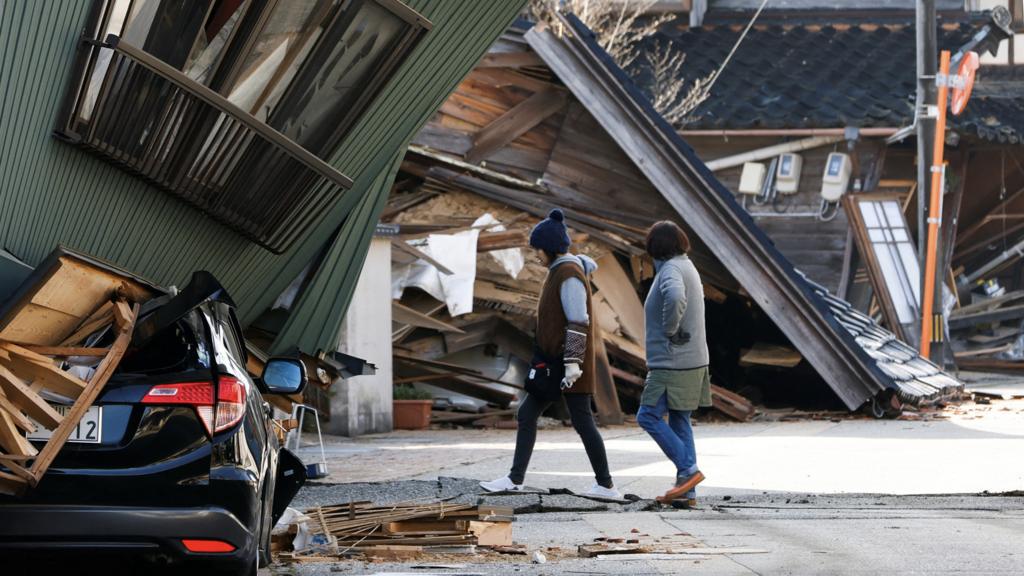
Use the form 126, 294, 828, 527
465, 87, 567, 164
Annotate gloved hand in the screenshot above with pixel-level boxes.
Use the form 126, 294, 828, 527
561, 362, 582, 390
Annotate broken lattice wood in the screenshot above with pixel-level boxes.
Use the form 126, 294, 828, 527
0, 251, 151, 496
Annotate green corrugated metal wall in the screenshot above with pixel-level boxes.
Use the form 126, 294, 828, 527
0, 0, 527, 353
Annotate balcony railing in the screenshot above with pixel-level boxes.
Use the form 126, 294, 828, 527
56, 36, 354, 254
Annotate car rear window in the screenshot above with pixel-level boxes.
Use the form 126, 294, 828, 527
118, 312, 211, 375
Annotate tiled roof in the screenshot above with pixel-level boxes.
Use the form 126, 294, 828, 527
799, 272, 963, 405
634, 22, 1024, 142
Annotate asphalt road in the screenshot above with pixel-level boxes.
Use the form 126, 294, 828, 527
273, 400, 1024, 575
270, 493, 1024, 575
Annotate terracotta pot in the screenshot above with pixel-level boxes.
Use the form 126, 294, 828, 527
392, 399, 432, 430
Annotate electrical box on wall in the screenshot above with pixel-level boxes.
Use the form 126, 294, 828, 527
738, 162, 767, 195
820, 152, 852, 202
775, 153, 803, 194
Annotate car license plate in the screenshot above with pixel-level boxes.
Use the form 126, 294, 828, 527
27, 405, 102, 444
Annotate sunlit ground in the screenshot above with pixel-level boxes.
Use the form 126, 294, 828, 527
311, 399, 1024, 495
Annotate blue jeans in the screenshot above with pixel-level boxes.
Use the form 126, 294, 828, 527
636, 391, 699, 497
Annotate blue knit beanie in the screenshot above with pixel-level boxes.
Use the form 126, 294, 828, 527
529, 208, 571, 255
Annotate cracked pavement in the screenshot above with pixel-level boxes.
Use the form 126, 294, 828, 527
273, 400, 1024, 575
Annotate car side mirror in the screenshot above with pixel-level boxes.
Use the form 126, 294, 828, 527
261, 357, 306, 395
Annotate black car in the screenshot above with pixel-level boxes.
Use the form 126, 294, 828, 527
0, 271, 307, 575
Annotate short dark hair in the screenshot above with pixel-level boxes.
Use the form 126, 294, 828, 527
645, 221, 690, 260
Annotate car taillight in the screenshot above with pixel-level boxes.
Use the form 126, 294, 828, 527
214, 376, 246, 434
142, 376, 246, 436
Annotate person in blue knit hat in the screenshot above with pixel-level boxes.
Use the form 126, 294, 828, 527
480, 209, 621, 500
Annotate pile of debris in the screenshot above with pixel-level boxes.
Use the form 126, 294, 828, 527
950, 289, 1024, 373
274, 501, 515, 562
385, 186, 756, 426
0, 249, 151, 495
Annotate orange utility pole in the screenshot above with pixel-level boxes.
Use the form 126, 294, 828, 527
918, 50, 951, 359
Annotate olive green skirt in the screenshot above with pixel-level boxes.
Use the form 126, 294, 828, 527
641, 367, 712, 411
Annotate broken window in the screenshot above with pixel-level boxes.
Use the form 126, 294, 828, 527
85, 0, 429, 159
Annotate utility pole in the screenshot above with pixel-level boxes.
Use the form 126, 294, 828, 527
915, 0, 939, 360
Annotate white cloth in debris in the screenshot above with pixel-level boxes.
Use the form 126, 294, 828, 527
392, 226, 480, 317
392, 214, 523, 316
476, 213, 524, 279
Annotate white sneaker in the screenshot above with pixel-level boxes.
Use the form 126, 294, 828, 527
480, 476, 524, 493
584, 483, 623, 500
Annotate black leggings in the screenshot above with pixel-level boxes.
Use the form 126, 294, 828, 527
508, 393, 613, 488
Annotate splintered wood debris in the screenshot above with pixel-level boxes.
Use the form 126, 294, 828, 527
0, 251, 151, 496
275, 501, 514, 562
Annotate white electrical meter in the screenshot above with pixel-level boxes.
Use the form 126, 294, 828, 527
820, 152, 852, 202
738, 162, 767, 195
775, 153, 803, 194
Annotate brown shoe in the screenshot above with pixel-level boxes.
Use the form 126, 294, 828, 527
656, 471, 705, 504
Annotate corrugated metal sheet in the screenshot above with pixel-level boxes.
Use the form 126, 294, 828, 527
0, 0, 527, 351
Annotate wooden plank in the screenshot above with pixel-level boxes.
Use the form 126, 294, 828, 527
0, 363, 62, 429
0, 406, 36, 456
29, 302, 138, 485
739, 343, 803, 368
113, 300, 134, 330
591, 324, 624, 425
391, 239, 454, 275
477, 230, 527, 252
58, 307, 113, 346
21, 346, 108, 357
590, 253, 645, 343
392, 302, 465, 334
0, 387, 37, 433
478, 51, 545, 68
0, 342, 89, 398
468, 520, 513, 546
466, 88, 567, 164
949, 304, 1024, 330
710, 384, 755, 421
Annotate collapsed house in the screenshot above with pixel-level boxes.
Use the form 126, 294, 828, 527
633, 5, 1024, 373
380, 14, 964, 426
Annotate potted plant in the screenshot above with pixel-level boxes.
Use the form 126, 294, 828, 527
392, 385, 433, 430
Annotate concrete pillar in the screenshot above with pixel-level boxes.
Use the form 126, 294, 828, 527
329, 236, 393, 436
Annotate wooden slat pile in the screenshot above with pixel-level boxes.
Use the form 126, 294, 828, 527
0, 251, 153, 495
278, 502, 513, 560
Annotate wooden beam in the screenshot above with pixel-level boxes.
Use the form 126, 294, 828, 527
590, 253, 645, 343
29, 302, 139, 484
391, 239, 454, 275
0, 343, 89, 399
0, 407, 36, 456
0, 363, 62, 429
592, 325, 624, 425
21, 346, 108, 357
466, 88, 567, 164
391, 302, 465, 334
478, 51, 545, 69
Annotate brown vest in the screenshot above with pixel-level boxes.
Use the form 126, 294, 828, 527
536, 261, 596, 395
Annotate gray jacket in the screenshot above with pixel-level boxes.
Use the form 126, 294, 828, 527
644, 255, 709, 370
550, 254, 597, 326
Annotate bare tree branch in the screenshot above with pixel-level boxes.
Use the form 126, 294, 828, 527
643, 40, 712, 125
